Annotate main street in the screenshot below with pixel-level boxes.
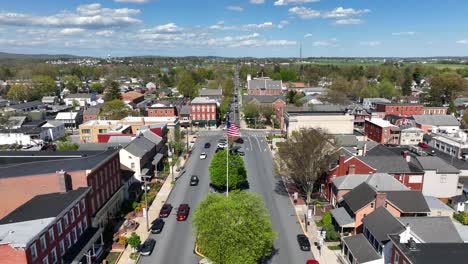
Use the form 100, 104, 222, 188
138, 134, 221, 264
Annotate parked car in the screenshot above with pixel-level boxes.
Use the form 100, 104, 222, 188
177, 204, 190, 221
150, 218, 165, 234
190, 175, 199, 186
159, 204, 172, 218
418, 142, 429, 148
306, 260, 319, 264
138, 238, 156, 256
297, 234, 311, 251
234, 147, 245, 156
217, 142, 227, 149
200, 152, 207, 159
204, 142, 211, 148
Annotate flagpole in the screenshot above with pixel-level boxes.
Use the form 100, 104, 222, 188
226, 130, 229, 197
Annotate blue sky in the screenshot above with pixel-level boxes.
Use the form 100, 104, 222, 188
0, 0, 466, 57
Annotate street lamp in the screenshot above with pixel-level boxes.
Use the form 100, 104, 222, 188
141, 176, 151, 232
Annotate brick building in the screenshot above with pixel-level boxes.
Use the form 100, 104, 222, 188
243, 95, 286, 126
147, 103, 178, 118
121, 91, 144, 105
82, 106, 101, 122
375, 103, 423, 117
365, 119, 400, 144
247, 77, 283, 96
190, 97, 217, 128
0, 188, 100, 264
0, 150, 123, 229
423, 106, 448, 115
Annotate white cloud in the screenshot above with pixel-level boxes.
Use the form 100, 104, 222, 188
274, 0, 319, 6
59, 28, 86, 35
250, 0, 265, 4
242, 22, 274, 30
288, 7, 321, 19
392, 31, 417, 36
312, 38, 337, 47
456, 40, 468, 44
278, 20, 289, 29
360, 41, 382, 47
95, 30, 114, 37
114, 0, 149, 3
139, 23, 183, 33
304, 33, 313, 38
208, 22, 275, 31
334, 19, 364, 25
227, 6, 244, 12
323, 7, 370, 18
0, 3, 141, 28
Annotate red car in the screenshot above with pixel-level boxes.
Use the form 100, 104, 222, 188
418, 142, 429, 148
177, 204, 190, 221
159, 204, 172, 218
307, 260, 319, 264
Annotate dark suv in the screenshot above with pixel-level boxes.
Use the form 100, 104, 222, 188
190, 175, 199, 186
159, 204, 172, 218
150, 218, 165, 234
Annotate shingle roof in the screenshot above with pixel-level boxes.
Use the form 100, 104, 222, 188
243, 95, 285, 104
342, 234, 381, 263
141, 130, 162, 145
179, 105, 190, 115
358, 155, 422, 173
122, 91, 144, 101
8, 101, 42, 110
415, 156, 460, 173
330, 207, 354, 227
0, 187, 89, 224
191, 97, 217, 104
199, 88, 222, 96
124, 136, 156, 157
385, 191, 430, 213
362, 207, 405, 242
65, 93, 92, 99
342, 182, 377, 212
333, 173, 408, 191
424, 196, 455, 212
398, 217, 463, 243
334, 135, 358, 147
248, 78, 282, 90
83, 107, 100, 116
412, 115, 460, 126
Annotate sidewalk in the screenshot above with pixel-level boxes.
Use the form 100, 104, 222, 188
116, 157, 187, 264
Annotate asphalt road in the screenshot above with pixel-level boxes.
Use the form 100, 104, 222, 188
138, 135, 221, 264
243, 132, 314, 264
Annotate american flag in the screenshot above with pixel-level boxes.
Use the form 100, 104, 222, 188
226, 121, 240, 138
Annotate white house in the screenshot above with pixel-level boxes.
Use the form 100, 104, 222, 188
55, 112, 82, 128
40, 121, 65, 141
146, 82, 156, 91
417, 156, 462, 199
64, 94, 92, 107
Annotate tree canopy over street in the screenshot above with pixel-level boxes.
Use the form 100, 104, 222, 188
209, 149, 247, 190
193, 191, 277, 264
275, 128, 338, 204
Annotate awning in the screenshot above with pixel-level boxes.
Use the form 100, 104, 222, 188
152, 153, 164, 165
330, 207, 355, 227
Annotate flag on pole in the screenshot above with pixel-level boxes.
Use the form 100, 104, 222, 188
226, 121, 240, 138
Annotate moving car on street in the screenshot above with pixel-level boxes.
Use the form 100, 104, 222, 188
150, 218, 165, 234
297, 234, 311, 251
204, 142, 211, 148
190, 175, 199, 186
138, 238, 156, 256
200, 152, 207, 159
177, 204, 190, 221
159, 204, 172, 218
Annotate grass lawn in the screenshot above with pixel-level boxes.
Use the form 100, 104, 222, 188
105, 252, 122, 264
130, 252, 140, 260
327, 245, 342, 251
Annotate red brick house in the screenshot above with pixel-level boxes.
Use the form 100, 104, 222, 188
364, 119, 400, 144
147, 103, 178, 117
190, 97, 217, 127
0, 188, 96, 264
247, 78, 283, 96
423, 106, 448, 115
121, 91, 144, 105
0, 150, 122, 227
82, 107, 101, 122
375, 103, 423, 117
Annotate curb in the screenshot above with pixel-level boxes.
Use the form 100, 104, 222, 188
194, 244, 208, 259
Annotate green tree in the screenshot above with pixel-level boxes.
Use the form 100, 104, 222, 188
6, 84, 34, 101
177, 71, 198, 98
57, 141, 79, 151
63, 75, 81, 94
243, 103, 260, 125
447, 101, 458, 117
32, 75, 56, 96
222, 78, 235, 97
193, 191, 277, 264
275, 128, 338, 204
378, 79, 398, 99
319, 89, 349, 105
219, 97, 231, 121
127, 232, 141, 253
402, 67, 413, 96
209, 149, 247, 190
171, 126, 185, 156
429, 73, 466, 105
462, 112, 468, 128
104, 80, 121, 101
91, 83, 104, 94
100, 99, 138, 120
360, 84, 379, 98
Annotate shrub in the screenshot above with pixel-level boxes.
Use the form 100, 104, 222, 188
322, 224, 341, 242
321, 212, 332, 226
118, 236, 127, 245
454, 212, 468, 225
132, 201, 139, 209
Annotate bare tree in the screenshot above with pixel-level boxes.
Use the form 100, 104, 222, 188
275, 128, 337, 204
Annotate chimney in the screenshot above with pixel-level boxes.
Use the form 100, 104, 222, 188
399, 224, 412, 243
363, 143, 367, 156
407, 237, 417, 251
57, 170, 72, 192
375, 192, 386, 209
338, 155, 345, 176
348, 164, 356, 175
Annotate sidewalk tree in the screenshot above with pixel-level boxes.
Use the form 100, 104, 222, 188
209, 149, 247, 189
275, 128, 337, 204
127, 232, 141, 253
193, 191, 277, 264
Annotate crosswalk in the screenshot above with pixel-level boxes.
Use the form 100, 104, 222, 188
197, 130, 268, 138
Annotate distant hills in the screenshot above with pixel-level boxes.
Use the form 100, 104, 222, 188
0, 52, 87, 60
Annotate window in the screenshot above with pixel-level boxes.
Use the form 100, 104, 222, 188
131, 162, 135, 169
370, 202, 374, 208
394, 251, 399, 264
78, 222, 83, 235
59, 240, 65, 256
83, 218, 88, 230
63, 214, 69, 228
72, 228, 78, 243
70, 210, 75, 223
57, 220, 63, 235
49, 228, 55, 242
30, 243, 38, 260
98, 129, 108, 133
42, 256, 49, 264
40, 234, 47, 251
51, 248, 58, 264
81, 129, 91, 134
66, 234, 72, 248
76, 204, 80, 216
441, 175, 447, 183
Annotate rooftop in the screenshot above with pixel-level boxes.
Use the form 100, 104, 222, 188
415, 156, 460, 173
412, 115, 460, 127
398, 216, 463, 243
333, 173, 408, 191
365, 118, 398, 128
362, 207, 405, 242
191, 97, 217, 104
199, 88, 223, 96
243, 95, 285, 104
65, 93, 92, 99
248, 78, 282, 90
124, 136, 156, 157
342, 234, 381, 263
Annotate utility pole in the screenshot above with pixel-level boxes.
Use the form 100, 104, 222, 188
226, 133, 229, 197
142, 175, 150, 231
